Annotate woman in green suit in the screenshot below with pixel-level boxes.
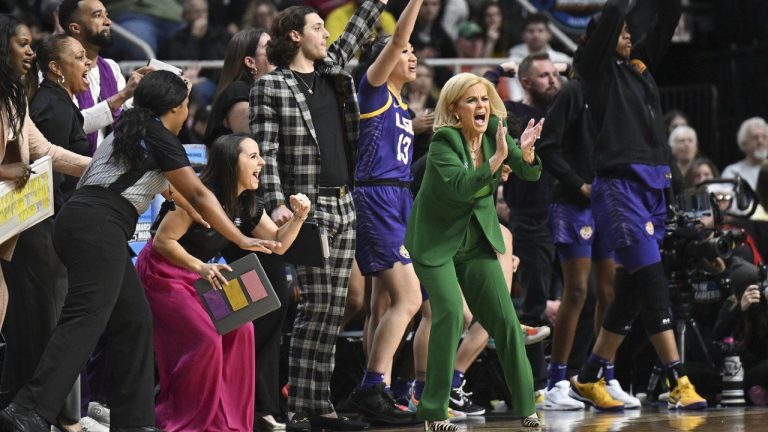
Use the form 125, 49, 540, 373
405, 72, 544, 431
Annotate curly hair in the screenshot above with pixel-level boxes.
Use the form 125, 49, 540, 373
267, 6, 316, 67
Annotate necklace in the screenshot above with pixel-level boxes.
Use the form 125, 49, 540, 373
469, 142, 481, 162
292, 70, 316, 95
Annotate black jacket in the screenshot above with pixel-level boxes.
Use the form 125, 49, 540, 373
537, 80, 594, 208
29, 79, 89, 212
575, 0, 681, 174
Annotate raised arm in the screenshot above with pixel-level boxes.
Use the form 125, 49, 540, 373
327, 0, 387, 67
250, 78, 286, 212
365, 0, 422, 87
632, 0, 682, 71
575, 0, 632, 81
250, 194, 311, 254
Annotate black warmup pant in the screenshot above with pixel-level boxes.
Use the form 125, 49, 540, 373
510, 216, 556, 390
14, 187, 155, 427
0, 220, 68, 408
222, 248, 291, 419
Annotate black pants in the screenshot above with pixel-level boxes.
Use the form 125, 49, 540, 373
14, 187, 155, 427
510, 216, 556, 390
223, 247, 291, 419
0, 220, 68, 408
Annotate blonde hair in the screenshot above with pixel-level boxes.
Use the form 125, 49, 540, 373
433, 73, 508, 131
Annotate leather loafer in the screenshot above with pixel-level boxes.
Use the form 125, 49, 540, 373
0, 402, 50, 432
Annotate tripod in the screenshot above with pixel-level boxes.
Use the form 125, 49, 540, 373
644, 271, 719, 400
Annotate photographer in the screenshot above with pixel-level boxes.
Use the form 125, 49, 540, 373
711, 263, 768, 406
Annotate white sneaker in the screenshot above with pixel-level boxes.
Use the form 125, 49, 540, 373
606, 379, 641, 409
542, 381, 586, 410
80, 416, 110, 432
87, 402, 110, 427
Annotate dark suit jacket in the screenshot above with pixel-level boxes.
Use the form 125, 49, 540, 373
250, 0, 384, 213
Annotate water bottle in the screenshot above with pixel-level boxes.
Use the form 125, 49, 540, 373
721, 337, 746, 406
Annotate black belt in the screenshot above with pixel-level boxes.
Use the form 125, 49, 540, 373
318, 185, 349, 198
355, 179, 411, 188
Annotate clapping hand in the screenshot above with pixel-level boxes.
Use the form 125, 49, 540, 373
519, 118, 544, 164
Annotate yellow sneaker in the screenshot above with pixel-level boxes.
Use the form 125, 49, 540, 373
569, 378, 624, 411
668, 376, 707, 410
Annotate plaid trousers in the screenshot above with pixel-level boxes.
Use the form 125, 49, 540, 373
288, 193, 356, 414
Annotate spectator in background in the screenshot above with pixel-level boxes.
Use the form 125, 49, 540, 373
412, 0, 456, 86
242, 0, 277, 31
685, 157, 719, 188
509, 13, 571, 63
161, 0, 232, 108
455, 21, 485, 73
207, 0, 250, 34
58, 0, 150, 151
205, 28, 273, 145
326, 0, 396, 44
663, 108, 689, 135
479, 0, 514, 58
103, 0, 184, 60
507, 13, 571, 102
440, 0, 469, 41
669, 124, 699, 175
404, 63, 437, 163
722, 117, 768, 190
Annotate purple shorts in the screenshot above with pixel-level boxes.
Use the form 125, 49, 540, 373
353, 185, 413, 276
591, 176, 667, 272
547, 203, 615, 262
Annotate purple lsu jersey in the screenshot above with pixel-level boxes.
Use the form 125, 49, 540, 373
355, 75, 414, 181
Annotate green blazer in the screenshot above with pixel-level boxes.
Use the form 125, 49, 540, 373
405, 115, 542, 266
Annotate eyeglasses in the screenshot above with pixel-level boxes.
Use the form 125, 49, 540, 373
715, 194, 733, 202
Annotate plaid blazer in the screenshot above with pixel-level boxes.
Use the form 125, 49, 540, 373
250, 0, 384, 212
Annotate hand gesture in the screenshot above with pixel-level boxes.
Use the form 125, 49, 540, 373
237, 236, 281, 254
0, 162, 33, 189
196, 262, 232, 290
519, 118, 544, 164
123, 66, 152, 98
740, 284, 761, 311
580, 183, 592, 198
271, 205, 294, 227
500, 164, 512, 182
494, 119, 509, 161
289, 193, 311, 220
412, 109, 435, 134
500, 60, 518, 77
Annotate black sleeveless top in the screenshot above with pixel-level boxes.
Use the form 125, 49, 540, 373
176, 189, 265, 262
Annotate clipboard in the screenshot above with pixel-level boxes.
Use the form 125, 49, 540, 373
193, 253, 281, 335
280, 221, 328, 268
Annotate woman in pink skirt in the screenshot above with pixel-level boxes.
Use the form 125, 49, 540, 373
136, 133, 311, 432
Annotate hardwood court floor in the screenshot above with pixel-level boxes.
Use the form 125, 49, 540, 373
360, 406, 768, 432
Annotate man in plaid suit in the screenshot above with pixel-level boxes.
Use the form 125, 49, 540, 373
250, 1, 387, 430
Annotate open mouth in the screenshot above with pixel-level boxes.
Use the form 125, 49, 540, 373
253, 170, 261, 182
474, 112, 487, 126
21, 59, 33, 69
82, 70, 90, 86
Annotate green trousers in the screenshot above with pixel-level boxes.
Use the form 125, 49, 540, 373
412, 219, 535, 421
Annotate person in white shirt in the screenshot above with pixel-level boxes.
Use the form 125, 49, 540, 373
722, 117, 768, 190
58, 0, 150, 152
507, 13, 571, 102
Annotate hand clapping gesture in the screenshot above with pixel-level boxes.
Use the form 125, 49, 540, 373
519, 118, 544, 165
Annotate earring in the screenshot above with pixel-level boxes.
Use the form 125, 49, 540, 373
454, 115, 460, 121
57, 75, 65, 85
